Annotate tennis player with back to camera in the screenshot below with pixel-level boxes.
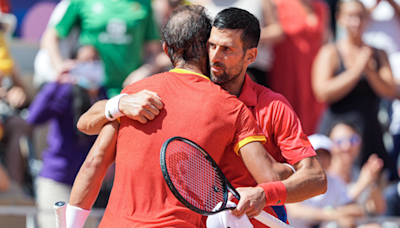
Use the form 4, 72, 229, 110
67, 5, 327, 228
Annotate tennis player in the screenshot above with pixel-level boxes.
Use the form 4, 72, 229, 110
205, 8, 326, 227
66, 5, 293, 228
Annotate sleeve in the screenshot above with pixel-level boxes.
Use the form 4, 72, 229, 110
26, 83, 72, 125
232, 104, 267, 154
54, 0, 80, 38
144, 3, 160, 42
47, 0, 72, 27
266, 96, 316, 165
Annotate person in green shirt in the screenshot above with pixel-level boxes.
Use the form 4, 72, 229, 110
42, 0, 161, 97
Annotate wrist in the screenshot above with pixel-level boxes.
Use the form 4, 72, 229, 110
105, 93, 128, 121
66, 204, 91, 228
257, 181, 287, 206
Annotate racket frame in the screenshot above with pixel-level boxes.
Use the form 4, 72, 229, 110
160, 136, 240, 215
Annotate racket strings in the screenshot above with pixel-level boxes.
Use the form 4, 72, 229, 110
166, 140, 225, 212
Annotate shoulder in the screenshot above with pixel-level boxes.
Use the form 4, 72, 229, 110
122, 72, 170, 94
254, 84, 292, 108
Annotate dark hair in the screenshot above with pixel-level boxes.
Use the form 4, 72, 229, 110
162, 5, 212, 67
213, 7, 260, 50
327, 119, 363, 138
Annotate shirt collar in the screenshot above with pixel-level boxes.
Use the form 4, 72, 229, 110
169, 68, 210, 81
238, 74, 257, 107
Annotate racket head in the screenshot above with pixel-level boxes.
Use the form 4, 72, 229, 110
160, 136, 230, 215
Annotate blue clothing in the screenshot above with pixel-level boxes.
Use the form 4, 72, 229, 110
26, 82, 107, 185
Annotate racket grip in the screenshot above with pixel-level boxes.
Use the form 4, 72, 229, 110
254, 210, 293, 228
54, 201, 67, 228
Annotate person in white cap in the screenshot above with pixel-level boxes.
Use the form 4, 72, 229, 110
286, 134, 364, 228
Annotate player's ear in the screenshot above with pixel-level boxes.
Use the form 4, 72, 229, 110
162, 42, 170, 57
244, 48, 257, 65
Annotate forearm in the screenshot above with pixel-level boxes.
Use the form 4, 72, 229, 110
260, 24, 284, 45
41, 28, 64, 70
285, 203, 333, 221
365, 187, 386, 215
281, 156, 327, 203
69, 121, 118, 209
77, 100, 109, 135
314, 67, 363, 103
365, 68, 396, 98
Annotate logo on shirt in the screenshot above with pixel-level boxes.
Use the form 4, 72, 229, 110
98, 18, 132, 44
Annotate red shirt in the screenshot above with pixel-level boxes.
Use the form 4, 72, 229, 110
219, 75, 316, 227
99, 69, 266, 228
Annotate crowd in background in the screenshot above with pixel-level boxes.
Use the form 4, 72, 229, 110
0, 0, 399, 227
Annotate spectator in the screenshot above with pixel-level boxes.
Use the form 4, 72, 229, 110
359, 0, 400, 180
383, 154, 400, 216
41, 0, 161, 98
196, 0, 284, 87
269, 0, 330, 134
0, 21, 30, 191
328, 121, 386, 216
287, 133, 364, 228
26, 45, 107, 228
313, 0, 396, 171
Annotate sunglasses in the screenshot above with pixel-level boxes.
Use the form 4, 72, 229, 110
333, 134, 361, 148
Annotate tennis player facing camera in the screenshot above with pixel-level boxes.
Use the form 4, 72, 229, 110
66, 5, 297, 228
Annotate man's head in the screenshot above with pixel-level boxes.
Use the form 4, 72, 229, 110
162, 5, 211, 75
209, 8, 260, 91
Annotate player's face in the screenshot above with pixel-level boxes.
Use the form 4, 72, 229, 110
208, 27, 246, 88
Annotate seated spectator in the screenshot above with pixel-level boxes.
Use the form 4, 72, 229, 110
328, 121, 386, 216
26, 45, 107, 228
287, 134, 364, 228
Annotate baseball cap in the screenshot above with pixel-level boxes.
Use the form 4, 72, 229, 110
308, 134, 333, 152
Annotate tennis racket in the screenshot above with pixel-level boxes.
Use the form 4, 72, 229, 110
54, 201, 67, 228
160, 136, 293, 228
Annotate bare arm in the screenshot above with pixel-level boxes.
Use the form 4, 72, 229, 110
41, 27, 64, 72
312, 44, 365, 103
77, 90, 163, 135
364, 49, 396, 98
232, 142, 326, 217
260, 0, 284, 45
69, 121, 119, 209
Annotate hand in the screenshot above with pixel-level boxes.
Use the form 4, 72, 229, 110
119, 90, 163, 123
55, 59, 76, 83
354, 46, 373, 73
6, 86, 26, 108
332, 204, 364, 228
358, 154, 383, 187
230, 186, 266, 218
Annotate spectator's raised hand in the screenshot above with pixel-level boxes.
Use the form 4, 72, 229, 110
358, 153, 384, 187
119, 90, 163, 124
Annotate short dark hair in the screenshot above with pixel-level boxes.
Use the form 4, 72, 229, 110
213, 7, 260, 50
162, 5, 212, 66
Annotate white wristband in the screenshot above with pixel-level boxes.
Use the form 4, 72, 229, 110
66, 204, 91, 228
105, 93, 128, 121
283, 163, 296, 173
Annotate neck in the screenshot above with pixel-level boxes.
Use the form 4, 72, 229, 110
174, 64, 206, 76
328, 156, 352, 183
346, 35, 363, 46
